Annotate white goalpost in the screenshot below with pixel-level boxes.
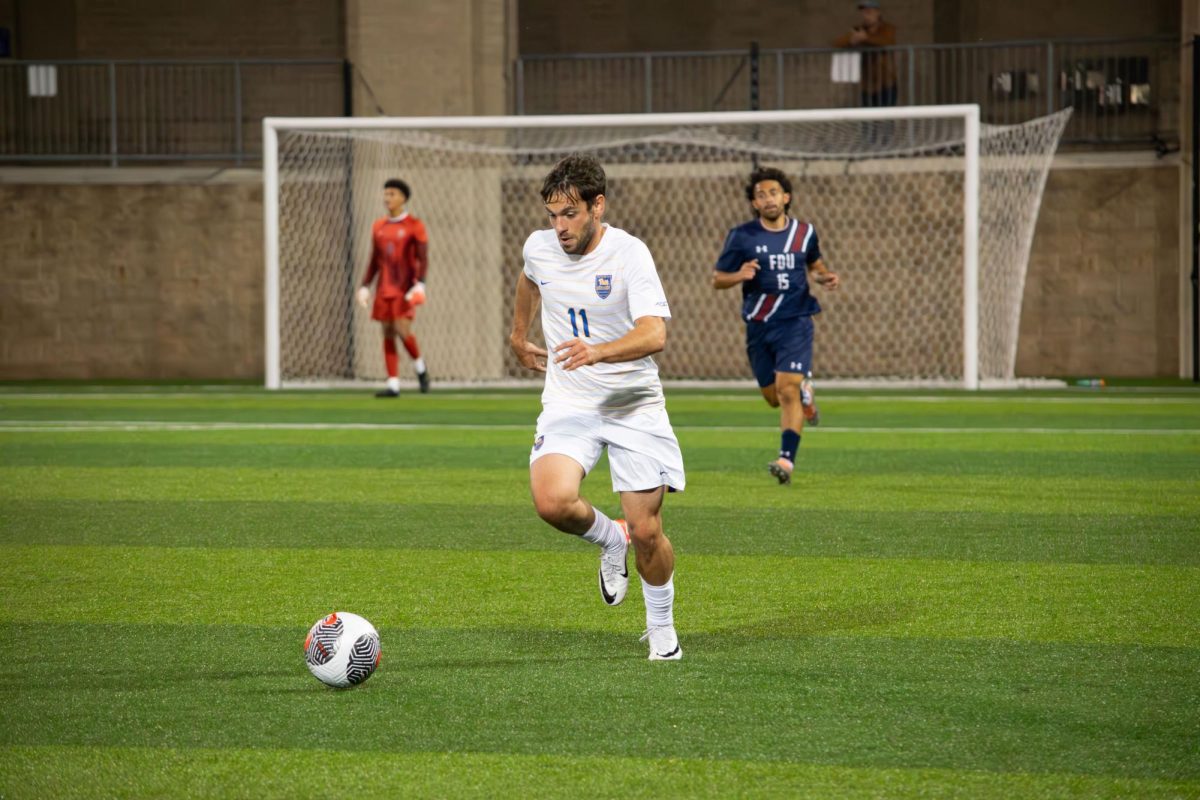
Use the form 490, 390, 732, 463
263, 106, 1070, 390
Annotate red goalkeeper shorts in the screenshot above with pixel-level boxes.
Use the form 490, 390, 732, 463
371, 294, 416, 322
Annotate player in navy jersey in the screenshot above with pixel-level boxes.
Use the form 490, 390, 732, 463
713, 167, 840, 485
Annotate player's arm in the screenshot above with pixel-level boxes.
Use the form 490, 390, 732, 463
357, 248, 380, 308
712, 230, 758, 290
555, 315, 665, 371
713, 261, 759, 290
509, 273, 547, 373
405, 221, 430, 304
807, 258, 840, 289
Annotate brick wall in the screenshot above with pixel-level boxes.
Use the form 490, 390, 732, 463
518, 0, 934, 53
951, 0, 1178, 42
76, 0, 343, 59
516, 0, 1178, 54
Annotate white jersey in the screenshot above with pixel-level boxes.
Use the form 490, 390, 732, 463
522, 224, 672, 414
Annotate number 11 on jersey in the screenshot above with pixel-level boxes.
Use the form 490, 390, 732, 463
568, 307, 590, 337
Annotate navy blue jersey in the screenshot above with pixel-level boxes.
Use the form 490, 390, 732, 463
715, 217, 822, 323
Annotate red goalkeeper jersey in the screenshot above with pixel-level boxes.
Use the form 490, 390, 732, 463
362, 213, 428, 298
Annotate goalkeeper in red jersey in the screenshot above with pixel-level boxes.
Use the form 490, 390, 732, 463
356, 178, 431, 396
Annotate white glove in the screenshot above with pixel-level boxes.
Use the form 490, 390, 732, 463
404, 281, 427, 307
356, 286, 371, 309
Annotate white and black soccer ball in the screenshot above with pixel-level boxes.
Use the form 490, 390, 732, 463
304, 611, 381, 688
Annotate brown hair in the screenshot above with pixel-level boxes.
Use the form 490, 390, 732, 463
540, 153, 607, 208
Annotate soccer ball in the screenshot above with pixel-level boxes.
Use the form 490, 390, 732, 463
304, 611, 381, 688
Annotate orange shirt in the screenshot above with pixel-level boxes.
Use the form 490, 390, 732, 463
362, 213, 429, 298
834, 21, 898, 93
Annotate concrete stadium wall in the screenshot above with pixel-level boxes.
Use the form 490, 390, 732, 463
1015, 157, 1180, 378
0, 170, 263, 379
0, 156, 1181, 381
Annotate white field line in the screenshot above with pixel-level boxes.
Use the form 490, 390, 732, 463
0, 420, 1196, 436
0, 392, 1198, 404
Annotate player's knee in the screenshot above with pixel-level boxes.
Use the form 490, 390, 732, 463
777, 382, 801, 405
626, 515, 663, 550
531, 489, 578, 528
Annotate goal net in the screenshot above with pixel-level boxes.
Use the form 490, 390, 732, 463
264, 106, 1070, 389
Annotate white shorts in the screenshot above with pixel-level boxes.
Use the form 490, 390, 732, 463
530, 404, 686, 493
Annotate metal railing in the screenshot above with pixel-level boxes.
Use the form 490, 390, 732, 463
0, 59, 347, 165
517, 36, 1181, 146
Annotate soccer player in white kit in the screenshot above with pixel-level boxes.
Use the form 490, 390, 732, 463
509, 153, 685, 661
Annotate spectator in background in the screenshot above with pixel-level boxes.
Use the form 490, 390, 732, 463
834, 0, 898, 107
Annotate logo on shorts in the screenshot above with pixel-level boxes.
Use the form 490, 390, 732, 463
595, 275, 612, 299
533, 434, 545, 451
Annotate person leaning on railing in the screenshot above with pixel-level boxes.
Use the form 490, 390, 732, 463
833, 0, 898, 107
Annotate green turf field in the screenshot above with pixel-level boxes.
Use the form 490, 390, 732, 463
1, 386, 1198, 798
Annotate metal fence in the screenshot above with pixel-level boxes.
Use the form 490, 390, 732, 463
517, 36, 1181, 145
0, 59, 346, 165
0, 39, 1179, 164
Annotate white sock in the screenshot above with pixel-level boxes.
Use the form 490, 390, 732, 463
413, 357, 426, 374
641, 573, 674, 628
386, 376, 401, 392
580, 507, 624, 553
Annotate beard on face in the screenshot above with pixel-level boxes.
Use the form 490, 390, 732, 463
759, 205, 784, 222
562, 215, 596, 254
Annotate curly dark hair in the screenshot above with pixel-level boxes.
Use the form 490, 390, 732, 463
540, 153, 607, 208
383, 178, 411, 199
745, 167, 792, 214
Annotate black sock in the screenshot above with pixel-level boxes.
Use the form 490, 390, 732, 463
780, 429, 801, 462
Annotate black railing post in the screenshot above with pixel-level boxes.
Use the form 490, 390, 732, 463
1191, 35, 1198, 381
342, 59, 354, 117
749, 41, 760, 111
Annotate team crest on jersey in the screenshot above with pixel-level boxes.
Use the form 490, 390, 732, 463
595, 275, 613, 299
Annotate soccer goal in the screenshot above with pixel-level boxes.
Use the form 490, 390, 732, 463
264, 105, 1070, 390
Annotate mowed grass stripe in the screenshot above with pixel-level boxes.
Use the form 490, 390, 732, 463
3, 464, 1195, 515
2, 545, 1196, 646
1, 746, 1196, 800
1, 624, 1196, 780
3, 430, 1198, 482
4, 499, 1197, 565
2, 389, 1198, 429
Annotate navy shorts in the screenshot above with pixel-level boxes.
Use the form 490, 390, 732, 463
745, 316, 814, 388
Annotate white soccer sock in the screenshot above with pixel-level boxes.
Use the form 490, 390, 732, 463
413, 357, 426, 375
580, 507, 624, 553
386, 376, 401, 392
641, 573, 674, 628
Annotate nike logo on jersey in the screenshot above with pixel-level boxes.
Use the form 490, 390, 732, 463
539, 280, 551, 285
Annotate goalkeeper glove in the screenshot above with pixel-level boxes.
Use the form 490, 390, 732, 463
405, 281, 427, 307
356, 286, 371, 309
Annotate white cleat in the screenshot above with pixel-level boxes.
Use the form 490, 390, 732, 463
598, 519, 630, 606
641, 625, 683, 661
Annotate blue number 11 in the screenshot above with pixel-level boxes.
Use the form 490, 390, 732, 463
568, 308, 590, 337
